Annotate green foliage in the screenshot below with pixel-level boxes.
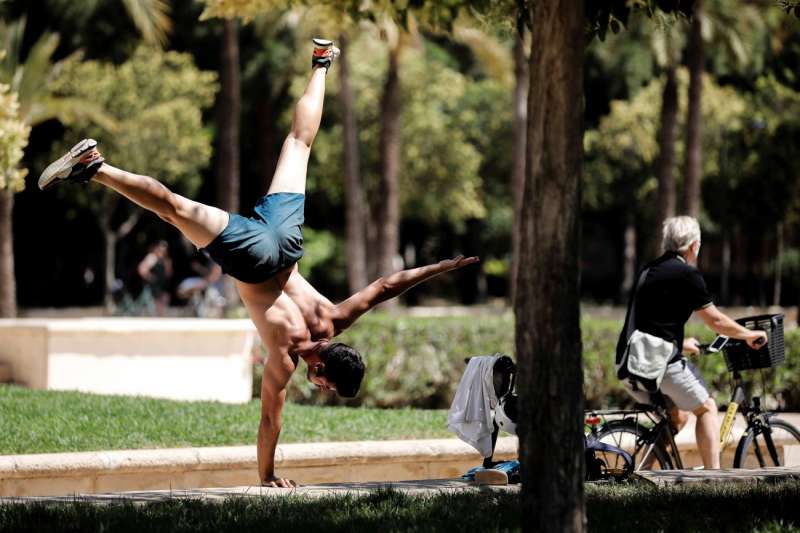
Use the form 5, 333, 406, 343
50, 47, 218, 200
584, 68, 747, 214
0, 18, 114, 131
307, 32, 489, 229
0, 83, 29, 192
256, 314, 800, 411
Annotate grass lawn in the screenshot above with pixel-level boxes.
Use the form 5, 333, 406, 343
2, 482, 800, 532
0, 385, 451, 455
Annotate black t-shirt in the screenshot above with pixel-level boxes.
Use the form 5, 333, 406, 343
616, 252, 713, 364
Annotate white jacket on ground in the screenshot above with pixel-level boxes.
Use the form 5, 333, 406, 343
446, 355, 500, 458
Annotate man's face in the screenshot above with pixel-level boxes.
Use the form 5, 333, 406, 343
307, 365, 336, 392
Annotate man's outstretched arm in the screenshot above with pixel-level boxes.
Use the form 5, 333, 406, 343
333, 255, 479, 333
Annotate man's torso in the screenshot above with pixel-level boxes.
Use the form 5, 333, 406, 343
237, 265, 336, 382
617, 252, 713, 362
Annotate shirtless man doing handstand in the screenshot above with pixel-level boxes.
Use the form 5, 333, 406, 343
39, 39, 478, 487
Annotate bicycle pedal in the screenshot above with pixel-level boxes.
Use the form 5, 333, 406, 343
475, 469, 509, 486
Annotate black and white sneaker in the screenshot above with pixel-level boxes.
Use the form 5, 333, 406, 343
38, 138, 105, 190
311, 38, 340, 71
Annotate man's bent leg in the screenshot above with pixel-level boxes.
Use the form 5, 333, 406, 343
693, 398, 721, 469
94, 163, 229, 248
267, 65, 328, 195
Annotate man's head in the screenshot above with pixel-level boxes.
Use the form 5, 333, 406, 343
306, 342, 365, 398
662, 216, 701, 264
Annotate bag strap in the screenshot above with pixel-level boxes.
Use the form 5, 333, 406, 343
625, 268, 650, 341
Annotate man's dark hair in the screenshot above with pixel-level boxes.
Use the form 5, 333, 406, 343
320, 342, 365, 398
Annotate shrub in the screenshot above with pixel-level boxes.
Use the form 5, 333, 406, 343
253, 313, 800, 410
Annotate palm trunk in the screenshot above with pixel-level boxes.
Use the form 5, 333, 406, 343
103, 228, 117, 313
774, 222, 784, 307
516, 2, 585, 531
721, 229, 731, 305
620, 214, 637, 302
217, 19, 241, 308
653, 65, 678, 255
683, 3, 704, 219
339, 34, 369, 293
0, 190, 16, 317
256, 97, 281, 196
217, 19, 241, 214
511, 30, 529, 305
376, 46, 401, 285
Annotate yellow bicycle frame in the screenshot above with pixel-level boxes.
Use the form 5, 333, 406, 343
719, 401, 739, 449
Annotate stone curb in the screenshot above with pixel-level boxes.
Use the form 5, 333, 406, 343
0, 438, 518, 497
0, 438, 518, 479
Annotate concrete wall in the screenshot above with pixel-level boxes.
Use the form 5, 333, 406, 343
0, 438, 519, 497
0, 319, 257, 404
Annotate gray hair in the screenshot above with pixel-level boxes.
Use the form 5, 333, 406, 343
662, 216, 701, 253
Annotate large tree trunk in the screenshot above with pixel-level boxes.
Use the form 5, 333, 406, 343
516, 2, 585, 532
339, 33, 369, 293
653, 64, 678, 255
510, 30, 529, 305
0, 190, 17, 317
375, 46, 401, 285
774, 222, 784, 307
683, 3, 704, 219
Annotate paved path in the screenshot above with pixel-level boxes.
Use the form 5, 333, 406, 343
6, 467, 800, 504
639, 466, 800, 486
0, 479, 518, 503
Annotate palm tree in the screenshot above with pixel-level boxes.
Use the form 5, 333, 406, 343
0, 18, 115, 317
338, 32, 369, 293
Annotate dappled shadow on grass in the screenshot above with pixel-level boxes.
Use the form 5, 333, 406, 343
586, 480, 800, 533
0, 489, 521, 533
4, 482, 800, 532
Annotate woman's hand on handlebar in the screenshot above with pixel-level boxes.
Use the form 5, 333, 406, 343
745, 331, 768, 350
683, 337, 701, 356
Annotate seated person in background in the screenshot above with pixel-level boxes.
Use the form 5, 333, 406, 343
137, 240, 173, 316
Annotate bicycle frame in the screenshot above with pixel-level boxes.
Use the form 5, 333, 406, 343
722, 370, 783, 466
587, 404, 684, 470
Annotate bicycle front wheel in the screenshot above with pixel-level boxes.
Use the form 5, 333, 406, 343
596, 420, 674, 471
733, 418, 800, 468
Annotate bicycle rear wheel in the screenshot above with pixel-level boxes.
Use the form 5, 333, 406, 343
733, 418, 800, 468
596, 420, 674, 471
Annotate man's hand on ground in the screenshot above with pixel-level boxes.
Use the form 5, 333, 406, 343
438, 255, 480, 273
682, 337, 701, 356
262, 475, 297, 488
746, 331, 768, 350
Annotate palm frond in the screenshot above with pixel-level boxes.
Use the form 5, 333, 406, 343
26, 96, 118, 131
453, 24, 512, 85
15, 32, 60, 116
121, 0, 172, 47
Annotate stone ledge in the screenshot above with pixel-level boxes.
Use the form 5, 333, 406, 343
0, 438, 518, 497
0, 438, 518, 479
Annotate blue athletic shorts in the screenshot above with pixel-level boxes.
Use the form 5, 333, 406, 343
202, 193, 305, 284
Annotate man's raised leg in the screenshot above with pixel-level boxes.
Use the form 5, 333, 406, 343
40, 139, 229, 248
266, 40, 336, 195
93, 164, 229, 248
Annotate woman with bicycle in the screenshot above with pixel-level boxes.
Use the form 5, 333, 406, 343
616, 216, 767, 469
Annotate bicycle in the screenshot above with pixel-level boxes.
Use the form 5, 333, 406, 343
586, 314, 800, 471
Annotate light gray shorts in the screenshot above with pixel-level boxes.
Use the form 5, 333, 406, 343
624, 357, 710, 412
